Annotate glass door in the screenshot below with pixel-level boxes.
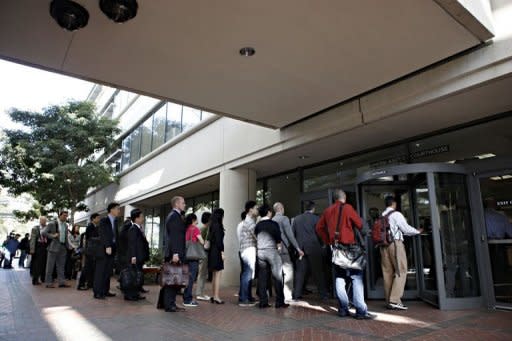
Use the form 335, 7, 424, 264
357, 163, 483, 310
478, 172, 512, 308
358, 177, 426, 301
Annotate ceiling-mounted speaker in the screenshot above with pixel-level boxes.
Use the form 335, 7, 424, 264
99, 0, 138, 23
50, 0, 89, 31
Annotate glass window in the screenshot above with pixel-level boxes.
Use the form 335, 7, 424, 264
182, 106, 201, 132
303, 162, 342, 192
121, 134, 131, 171
113, 90, 137, 118
266, 172, 301, 218
140, 115, 153, 158
201, 111, 214, 120
130, 127, 141, 164
118, 96, 161, 132
435, 173, 480, 297
256, 180, 264, 206
166, 103, 182, 141
152, 104, 167, 151
152, 213, 160, 249
411, 116, 512, 164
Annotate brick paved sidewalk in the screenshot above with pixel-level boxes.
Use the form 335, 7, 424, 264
0, 268, 510, 341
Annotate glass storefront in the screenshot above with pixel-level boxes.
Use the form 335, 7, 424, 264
480, 173, 512, 306
255, 113, 512, 309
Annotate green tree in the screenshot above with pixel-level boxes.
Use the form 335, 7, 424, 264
0, 101, 120, 223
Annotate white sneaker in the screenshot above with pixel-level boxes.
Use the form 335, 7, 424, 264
196, 295, 210, 301
387, 302, 408, 310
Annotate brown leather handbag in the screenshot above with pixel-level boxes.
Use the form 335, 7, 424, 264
159, 262, 190, 288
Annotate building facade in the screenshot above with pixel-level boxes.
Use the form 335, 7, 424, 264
55, 2, 512, 311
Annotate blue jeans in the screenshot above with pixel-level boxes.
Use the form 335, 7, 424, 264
184, 261, 199, 303
18, 251, 27, 268
239, 249, 256, 302
334, 267, 367, 317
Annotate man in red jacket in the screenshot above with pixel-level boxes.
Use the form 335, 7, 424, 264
316, 189, 374, 320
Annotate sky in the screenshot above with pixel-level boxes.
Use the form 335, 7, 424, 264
0, 59, 93, 130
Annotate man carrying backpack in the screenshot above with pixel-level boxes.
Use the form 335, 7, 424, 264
379, 196, 423, 311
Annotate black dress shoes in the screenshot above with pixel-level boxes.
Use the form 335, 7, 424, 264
138, 295, 146, 300
140, 288, 149, 293
105, 292, 116, 297
165, 306, 186, 312
275, 303, 290, 309
58, 284, 71, 288
94, 294, 106, 300
124, 297, 138, 301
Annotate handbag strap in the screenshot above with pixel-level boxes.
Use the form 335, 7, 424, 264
324, 203, 344, 245
330, 203, 365, 250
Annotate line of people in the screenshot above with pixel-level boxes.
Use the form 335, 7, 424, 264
24, 190, 421, 319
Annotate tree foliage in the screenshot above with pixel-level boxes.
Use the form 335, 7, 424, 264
0, 101, 120, 221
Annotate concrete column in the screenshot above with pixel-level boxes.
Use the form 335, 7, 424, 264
123, 204, 136, 220
219, 168, 257, 287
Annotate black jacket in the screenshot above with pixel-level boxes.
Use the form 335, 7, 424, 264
18, 237, 30, 252
127, 223, 149, 265
117, 219, 132, 269
98, 216, 118, 256
164, 210, 186, 260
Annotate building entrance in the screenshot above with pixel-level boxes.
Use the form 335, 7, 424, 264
357, 163, 482, 310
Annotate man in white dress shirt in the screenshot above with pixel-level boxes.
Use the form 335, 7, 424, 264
380, 196, 423, 311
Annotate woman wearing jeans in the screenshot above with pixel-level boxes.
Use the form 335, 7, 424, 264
183, 213, 205, 307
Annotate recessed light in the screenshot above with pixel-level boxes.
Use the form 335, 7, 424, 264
239, 47, 255, 57
475, 153, 496, 159
298, 155, 309, 160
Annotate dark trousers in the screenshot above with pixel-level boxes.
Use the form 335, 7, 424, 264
18, 251, 27, 268
94, 255, 113, 296
32, 243, 47, 283
161, 286, 180, 310
79, 256, 95, 288
294, 250, 327, 299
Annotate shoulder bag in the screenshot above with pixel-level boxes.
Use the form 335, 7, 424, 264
185, 228, 207, 261
328, 204, 367, 271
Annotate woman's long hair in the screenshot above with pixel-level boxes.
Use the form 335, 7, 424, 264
211, 208, 225, 231
71, 224, 80, 236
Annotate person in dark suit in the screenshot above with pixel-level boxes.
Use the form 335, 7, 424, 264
93, 202, 121, 299
160, 196, 187, 312
78, 213, 100, 290
124, 208, 150, 301
292, 201, 327, 300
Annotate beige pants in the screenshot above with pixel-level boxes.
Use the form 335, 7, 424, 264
380, 240, 408, 305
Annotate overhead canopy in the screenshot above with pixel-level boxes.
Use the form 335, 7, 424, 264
0, 0, 493, 127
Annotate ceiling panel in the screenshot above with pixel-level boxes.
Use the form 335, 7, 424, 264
0, 0, 484, 127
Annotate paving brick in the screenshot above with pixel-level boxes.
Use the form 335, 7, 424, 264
1, 268, 511, 341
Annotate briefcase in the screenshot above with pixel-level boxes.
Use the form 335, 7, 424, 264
119, 265, 143, 291
159, 262, 189, 288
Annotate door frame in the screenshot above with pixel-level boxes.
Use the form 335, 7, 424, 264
357, 163, 484, 310
466, 156, 512, 310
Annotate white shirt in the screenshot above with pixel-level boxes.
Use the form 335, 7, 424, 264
237, 220, 244, 249
382, 207, 420, 241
